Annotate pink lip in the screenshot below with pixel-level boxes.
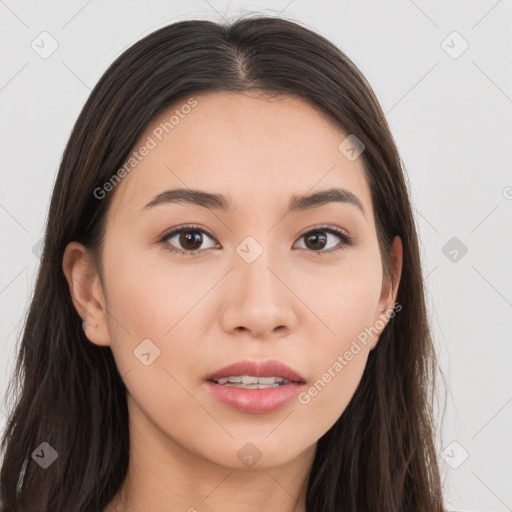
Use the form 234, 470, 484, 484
204, 359, 307, 415
205, 381, 306, 414
205, 359, 306, 383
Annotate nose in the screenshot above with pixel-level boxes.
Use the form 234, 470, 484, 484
219, 247, 298, 340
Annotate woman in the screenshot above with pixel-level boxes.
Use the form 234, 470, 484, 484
0, 14, 446, 512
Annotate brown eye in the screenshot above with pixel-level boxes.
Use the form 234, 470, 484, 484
162, 226, 217, 255
295, 226, 353, 254
177, 230, 203, 251
303, 231, 328, 251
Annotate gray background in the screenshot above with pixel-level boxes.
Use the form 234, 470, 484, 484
1, 1, 511, 511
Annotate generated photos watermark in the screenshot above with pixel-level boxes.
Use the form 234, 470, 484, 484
298, 301, 402, 405
93, 97, 198, 200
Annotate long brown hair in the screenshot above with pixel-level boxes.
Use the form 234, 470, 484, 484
0, 14, 446, 511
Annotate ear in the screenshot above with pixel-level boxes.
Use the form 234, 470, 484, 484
62, 241, 112, 346
370, 235, 403, 350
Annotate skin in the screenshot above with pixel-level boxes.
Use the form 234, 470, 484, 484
63, 90, 402, 512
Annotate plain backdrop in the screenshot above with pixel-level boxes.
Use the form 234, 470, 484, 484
1, 1, 511, 511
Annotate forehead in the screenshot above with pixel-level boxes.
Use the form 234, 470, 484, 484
107, 91, 373, 224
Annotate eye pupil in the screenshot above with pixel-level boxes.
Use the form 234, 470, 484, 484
180, 230, 203, 250
305, 232, 327, 250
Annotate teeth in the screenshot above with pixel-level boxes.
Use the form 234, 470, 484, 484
223, 383, 280, 389
255, 377, 277, 384
215, 375, 290, 386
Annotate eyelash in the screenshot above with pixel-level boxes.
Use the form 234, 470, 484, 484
159, 223, 353, 257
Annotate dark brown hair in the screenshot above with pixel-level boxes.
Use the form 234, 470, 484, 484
0, 13, 446, 511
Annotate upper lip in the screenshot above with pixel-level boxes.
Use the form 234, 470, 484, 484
206, 359, 306, 383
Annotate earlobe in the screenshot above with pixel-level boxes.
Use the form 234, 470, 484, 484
62, 241, 111, 346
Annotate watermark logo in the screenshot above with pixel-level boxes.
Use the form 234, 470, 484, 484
31, 31, 59, 59
442, 441, 469, 469
93, 97, 198, 200
237, 442, 263, 468
32, 237, 44, 259
134, 338, 161, 366
236, 236, 264, 264
298, 302, 402, 405
441, 31, 469, 60
338, 134, 365, 161
31, 442, 58, 469
442, 236, 468, 263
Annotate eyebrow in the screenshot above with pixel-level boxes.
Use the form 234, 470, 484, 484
140, 187, 366, 218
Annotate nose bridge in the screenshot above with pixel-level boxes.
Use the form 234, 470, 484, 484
236, 233, 283, 303
242, 242, 274, 288
220, 232, 297, 337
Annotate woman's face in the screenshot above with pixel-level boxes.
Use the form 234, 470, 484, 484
67, 91, 401, 471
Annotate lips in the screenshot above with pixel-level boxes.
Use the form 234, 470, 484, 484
205, 359, 307, 384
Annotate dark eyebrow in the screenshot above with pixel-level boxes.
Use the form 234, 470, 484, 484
140, 187, 366, 218
288, 188, 366, 217
141, 189, 233, 214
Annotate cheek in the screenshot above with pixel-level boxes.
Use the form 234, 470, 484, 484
295, 286, 375, 435
298, 344, 368, 435
296, 247, 383, 344
293, 252, 381, 426
102, 248, 214, 441
102, 241, 216, 379
102, 232, 188, 336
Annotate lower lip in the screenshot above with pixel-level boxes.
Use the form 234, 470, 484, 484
205, 381, 306, 414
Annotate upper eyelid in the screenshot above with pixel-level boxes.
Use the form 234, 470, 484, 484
163, 224, 216, 241
298, 225, 349, 238
162, 224, 350, 245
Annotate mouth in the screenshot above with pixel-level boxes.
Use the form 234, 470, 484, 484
204, 359, 307, 414
205, 358, 307, 386
209, 375, 297, 388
